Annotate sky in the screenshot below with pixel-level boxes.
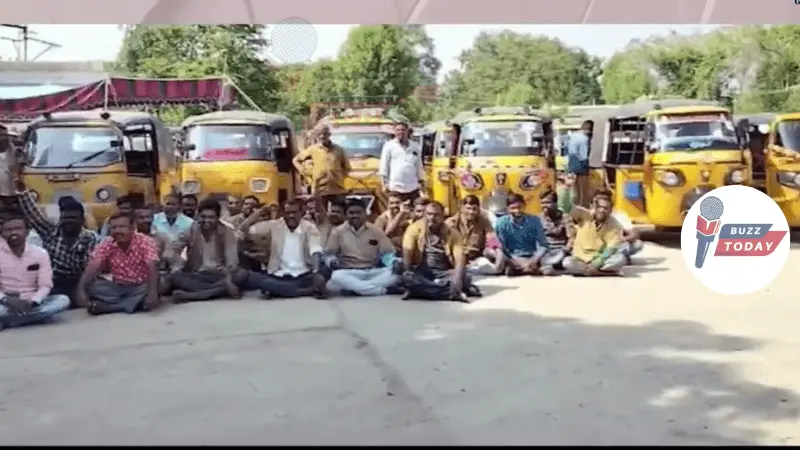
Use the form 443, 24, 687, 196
0, 24, 720, 78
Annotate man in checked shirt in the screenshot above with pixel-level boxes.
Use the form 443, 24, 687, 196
16, 181, 99, 308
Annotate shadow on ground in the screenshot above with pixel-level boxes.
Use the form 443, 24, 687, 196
336, 295, 800, 445
1, 285, 797, 445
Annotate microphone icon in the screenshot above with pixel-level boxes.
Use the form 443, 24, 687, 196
695, 196, 725, 269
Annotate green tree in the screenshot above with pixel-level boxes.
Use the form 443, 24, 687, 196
115, 25, 281, 119
442, 31, 603, 111
334, 25, 422, 103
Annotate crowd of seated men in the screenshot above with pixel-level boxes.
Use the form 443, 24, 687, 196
0, 179, 643, 331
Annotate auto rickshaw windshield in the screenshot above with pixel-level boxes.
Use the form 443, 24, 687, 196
184, 124, 275, 161
459, 120, 544, 157
777, 120, 800, 151
654, 116, 738, 152
330, 131, 392, 158
26, 126, 123, 168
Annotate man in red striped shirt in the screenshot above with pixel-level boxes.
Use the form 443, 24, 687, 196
76, 212, 161, 315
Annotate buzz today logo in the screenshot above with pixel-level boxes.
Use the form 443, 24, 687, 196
680, 185, 790, 296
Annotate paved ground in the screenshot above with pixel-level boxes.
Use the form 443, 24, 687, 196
2, 240, 800, 445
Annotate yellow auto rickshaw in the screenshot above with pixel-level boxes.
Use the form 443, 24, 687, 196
421, 120, 455, 203
178, 110, 297, 206
322, 107, 400, 216
22, 110, 177, 227
598, 99, 750, 230
447, 106, 556, 217
740, 112, 800, 227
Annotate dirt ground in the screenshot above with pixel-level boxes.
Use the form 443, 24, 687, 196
2, 240, 800, 445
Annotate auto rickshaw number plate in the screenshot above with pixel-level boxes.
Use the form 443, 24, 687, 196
46, 173, 80, 182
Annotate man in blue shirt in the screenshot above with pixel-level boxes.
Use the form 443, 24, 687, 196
152, 193, 194, 243
566, 120, 593, 208
494, 194, 560, 276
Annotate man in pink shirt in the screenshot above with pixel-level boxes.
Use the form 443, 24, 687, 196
76, 212, 160, 316
0, 215, 69, 330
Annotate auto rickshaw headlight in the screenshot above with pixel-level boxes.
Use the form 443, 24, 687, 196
96, 188, 112, 202
250, 178, 269, 193
437, 170, 450, 182
727, 169, 746, 185
182, 180, 201, 194
655, 170, 684, 187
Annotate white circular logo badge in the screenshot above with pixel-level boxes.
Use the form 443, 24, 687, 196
680, 185, 790, 295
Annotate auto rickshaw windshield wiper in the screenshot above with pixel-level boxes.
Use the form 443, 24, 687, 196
65, 148, 112, 169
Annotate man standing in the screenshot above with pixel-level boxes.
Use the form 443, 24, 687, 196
0, 215, 69, 329
167, 198, 249, 302
16, 186, 98, 307
292, 125, 350, 204
494, 194, 557, 276
563, 190, 626, 276
244, 199, 328, 299
153, 193, 194, 243
566, 120, 593, 208
325, 199, 399, 297
76, 213, 160, 315
379, 121, 426, 202
401, 201, 471, 302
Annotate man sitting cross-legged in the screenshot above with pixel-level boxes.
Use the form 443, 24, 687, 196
495, 194, 561, 276
76, 212, 161, 315
445, 194, 502, 276
325, 198, 400, 297
562, 190, 626, 276
166, 198, 249, 302
401, 201, 475, 302
244, 198, 329, 299
0, 215, 69, 330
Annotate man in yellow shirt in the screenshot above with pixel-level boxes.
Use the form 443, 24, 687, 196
562, 190, 626, 276
292, 125, 351, 203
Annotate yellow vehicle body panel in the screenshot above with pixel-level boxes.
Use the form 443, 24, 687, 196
453, 156, 554, 215
764, 115, 800, 226
23, 164, 133, 227
180, 161, 282, 205
643, 150, 748, 227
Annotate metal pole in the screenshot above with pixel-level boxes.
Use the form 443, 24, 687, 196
21, 25, 28, 61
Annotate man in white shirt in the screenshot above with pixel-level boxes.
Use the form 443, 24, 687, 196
243, 199, 329, 299
379, 121, 426, 202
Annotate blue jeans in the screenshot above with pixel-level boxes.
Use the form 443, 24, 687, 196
0, 294, 70, 328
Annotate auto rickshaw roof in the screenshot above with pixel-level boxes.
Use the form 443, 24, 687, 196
181, 110, 293, 129
735, 113, 777, 125
422, 120, 452, 133
774, 112, 800, 122
26, 109, 164, 128
610, 99, 723, 118
453, 106, 552, 124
